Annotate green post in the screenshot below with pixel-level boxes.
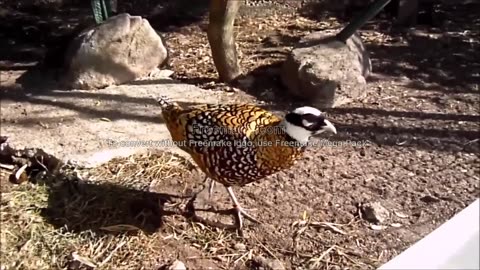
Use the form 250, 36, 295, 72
335, 0, 392, 43
91, 0, 113, 24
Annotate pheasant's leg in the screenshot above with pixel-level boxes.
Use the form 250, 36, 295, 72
208, 179, 215, 199
225, 186, 262, 229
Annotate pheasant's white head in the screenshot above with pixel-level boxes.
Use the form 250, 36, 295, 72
283, 106, 337, 144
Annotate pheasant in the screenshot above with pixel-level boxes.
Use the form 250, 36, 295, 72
154, 96, 337, 231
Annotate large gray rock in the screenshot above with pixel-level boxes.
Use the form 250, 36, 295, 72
281, 31, 372, 108
63, 13, 168, 90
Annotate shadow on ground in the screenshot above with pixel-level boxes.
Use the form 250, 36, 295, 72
368, 29, 479, 95
299, 0, 443, 27
37, 175, 239, 236
0, 86, 218, 125
40, 179, 178, 235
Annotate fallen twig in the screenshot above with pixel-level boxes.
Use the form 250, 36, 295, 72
0, 163, 15, 170
310, 221, 348, 235
309, 245, 336, 269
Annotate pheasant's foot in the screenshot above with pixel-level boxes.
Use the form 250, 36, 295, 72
208, 178, 215, 199
234, 205, 262, 227
225, 186, 262, 233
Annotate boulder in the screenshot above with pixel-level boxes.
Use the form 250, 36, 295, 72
63, 13, 168, 90
281, 31, 372, 108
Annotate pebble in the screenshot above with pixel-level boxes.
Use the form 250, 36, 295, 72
168, 260, 186, 270
361, 202, 390, 224
234, 243, 247, 251
252, 255, 286, 270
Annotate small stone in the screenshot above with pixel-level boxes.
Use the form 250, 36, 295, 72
370, 224, 387, 230
420, 194, 440, 203
269, 259, 285, 270
364, 174, 375, 183
168, 260, 186, 270
154, 69, 174, 78
394, 210, 408, 219
251, 255, 285, 270
360, 202, 390, 224
234, 243, 246, 251
9, 164, 29, 184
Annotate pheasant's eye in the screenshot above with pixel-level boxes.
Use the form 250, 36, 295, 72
301, 114, 323, 129
301, 119, 315, 127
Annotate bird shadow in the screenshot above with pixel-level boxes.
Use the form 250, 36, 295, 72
38, 176, 240, 236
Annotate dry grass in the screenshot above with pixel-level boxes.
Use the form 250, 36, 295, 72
0, 151, 219, 269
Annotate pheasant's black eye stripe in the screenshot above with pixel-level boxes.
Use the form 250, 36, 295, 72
302, 113, 320, 123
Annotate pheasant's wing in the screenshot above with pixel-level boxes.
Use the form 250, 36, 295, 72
179, 104, 282, 154
175, 104, 282, 184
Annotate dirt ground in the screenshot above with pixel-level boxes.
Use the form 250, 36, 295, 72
1, 0, 479, 269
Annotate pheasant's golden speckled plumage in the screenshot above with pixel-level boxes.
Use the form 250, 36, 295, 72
155, 95, 337, 231
159, 97, 307, 187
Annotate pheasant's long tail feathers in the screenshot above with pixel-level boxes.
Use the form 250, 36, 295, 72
152, 95, 184, 124
154, 95, 176, 110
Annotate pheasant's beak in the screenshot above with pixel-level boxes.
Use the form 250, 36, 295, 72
314, 119, 337, 135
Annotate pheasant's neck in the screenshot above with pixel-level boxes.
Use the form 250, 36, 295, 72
277, 120, 310, 146
254, 124, 308, 171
